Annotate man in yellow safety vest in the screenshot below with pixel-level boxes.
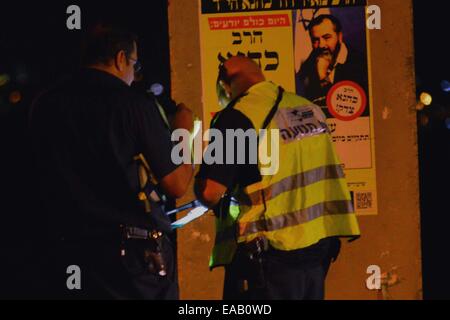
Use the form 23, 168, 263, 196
195, 56, 360, 300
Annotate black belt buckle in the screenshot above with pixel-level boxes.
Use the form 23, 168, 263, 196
124, 226, 151, 240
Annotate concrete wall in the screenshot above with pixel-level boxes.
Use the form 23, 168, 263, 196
168, 0, 422, 300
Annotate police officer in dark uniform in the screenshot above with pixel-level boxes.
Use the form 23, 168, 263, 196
29, 25, 194, 299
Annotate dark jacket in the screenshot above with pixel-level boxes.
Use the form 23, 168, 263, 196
296, 45, 369, 108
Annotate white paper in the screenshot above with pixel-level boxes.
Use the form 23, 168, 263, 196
171, 206, 209, 229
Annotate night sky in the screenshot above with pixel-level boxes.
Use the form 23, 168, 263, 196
0, 1, 449, 299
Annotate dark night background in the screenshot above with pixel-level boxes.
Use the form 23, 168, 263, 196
0, 0, 171, 298
414, 1, 450, 300
0, 1, 449, 299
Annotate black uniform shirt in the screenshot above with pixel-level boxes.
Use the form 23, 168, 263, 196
30, 68, 179, 239
196, 107, 261, 191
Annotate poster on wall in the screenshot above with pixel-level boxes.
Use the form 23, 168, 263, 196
198, 0, 377, 215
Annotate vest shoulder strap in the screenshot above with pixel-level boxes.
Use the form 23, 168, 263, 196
261, 86, 284, 130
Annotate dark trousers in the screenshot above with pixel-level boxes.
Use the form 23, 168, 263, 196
25, 236, 178, 300
223, 238, 339, 300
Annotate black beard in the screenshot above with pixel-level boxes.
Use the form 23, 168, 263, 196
316, 42, 341, 61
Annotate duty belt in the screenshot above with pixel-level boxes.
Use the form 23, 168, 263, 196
120, 225, 168, 277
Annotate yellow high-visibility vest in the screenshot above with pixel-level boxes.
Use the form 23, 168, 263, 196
209, 81, 360, 269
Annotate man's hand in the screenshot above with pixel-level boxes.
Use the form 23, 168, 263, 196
171, 103, 194, 132
316, 55, 332, 81
194, 178, 227, 209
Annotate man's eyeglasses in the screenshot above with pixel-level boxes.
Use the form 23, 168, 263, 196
128, 57, 142, 73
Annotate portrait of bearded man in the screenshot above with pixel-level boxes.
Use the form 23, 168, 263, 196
296, 14, 368, 110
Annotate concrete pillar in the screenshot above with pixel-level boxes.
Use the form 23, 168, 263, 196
168, 0, 422, 300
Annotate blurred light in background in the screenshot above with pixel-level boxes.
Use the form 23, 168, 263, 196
445, 118, 450, 130
441, 80, 450, 93
0, 74, 11, 87
9, 90, 22, 104
417, 92, 433, 111
420, 92, 433, 106
150, 83, 164, 96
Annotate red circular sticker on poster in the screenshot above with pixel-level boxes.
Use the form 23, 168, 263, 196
326, 81, 367, 121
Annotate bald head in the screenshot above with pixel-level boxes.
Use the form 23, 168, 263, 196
220, 56, 266, 99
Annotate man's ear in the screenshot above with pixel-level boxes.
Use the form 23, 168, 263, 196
115, 50, 127, 71
222, 81, 234, 98
338, 32, 343, 43
219, 80, 232, 98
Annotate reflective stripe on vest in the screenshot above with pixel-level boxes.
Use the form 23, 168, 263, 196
246, 164, 345, 206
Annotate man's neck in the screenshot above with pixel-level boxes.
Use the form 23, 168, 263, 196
86, 65, 125, 84
232, 78, 265, 99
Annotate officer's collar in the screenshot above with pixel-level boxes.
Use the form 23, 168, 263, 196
79, 67, 130, 89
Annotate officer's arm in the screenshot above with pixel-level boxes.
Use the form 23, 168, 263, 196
194, 178, 227, 208
159, 164, 194, 199
159, 103, 195, 199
